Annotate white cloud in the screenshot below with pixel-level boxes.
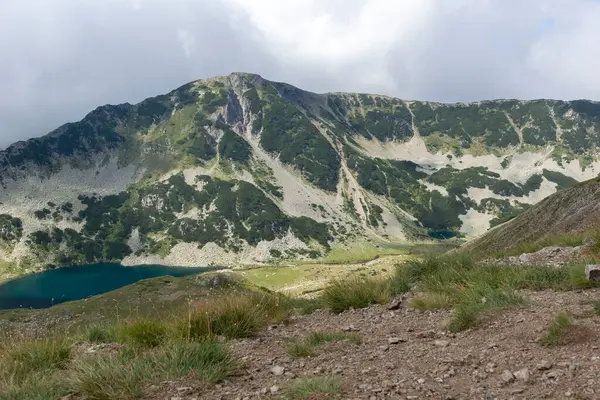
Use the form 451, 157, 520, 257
177, 29, 196, 58
1, 0, 600, 148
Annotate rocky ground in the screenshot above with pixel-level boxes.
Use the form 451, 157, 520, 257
482, 245, 587, 267
150, 288, 600, 400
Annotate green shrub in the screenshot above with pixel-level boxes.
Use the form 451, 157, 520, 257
323, 277, 391, 313
117, 319, 168, 348
285, 376, 342, 399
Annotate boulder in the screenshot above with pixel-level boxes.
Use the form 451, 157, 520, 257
585, 265, 600, 281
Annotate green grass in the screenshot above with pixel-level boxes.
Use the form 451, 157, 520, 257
594, 301, 600, 316
84, 325, 117, 343
306, 331, 362, 346
323, 276, 391, 313
67, 340, 234, 400
285, 376, 342, 399
117, 319, 168, 348
285, 297, 326, 315
485, 228, 600, 260
539, 311, 578, 347
411, 293, 453, 311
68, 353, 151, 400
393, 254, 599, 331
183, 291, 289, 340
287, 341, 316, 358
287, 331, 362, 358
0, 338, 73, 399
0, 374, 69, 400
0, 338, 72, 383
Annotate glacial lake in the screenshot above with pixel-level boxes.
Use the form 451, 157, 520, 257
0, 263, 215, 310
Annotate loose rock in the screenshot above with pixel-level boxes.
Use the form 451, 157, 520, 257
270, 366, 285, 376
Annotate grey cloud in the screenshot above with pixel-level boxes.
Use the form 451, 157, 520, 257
1, 0, 600, 148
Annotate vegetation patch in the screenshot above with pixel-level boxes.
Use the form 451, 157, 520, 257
183, 291, 289, 340
539, 311, 593, 347
285, 376, 342, 400
323, 276, 391, 313
287, 331, 362, 358
393, 255, 599, 331
260, 90, 340, 191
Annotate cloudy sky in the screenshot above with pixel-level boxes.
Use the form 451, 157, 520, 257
1, 0, 600, 148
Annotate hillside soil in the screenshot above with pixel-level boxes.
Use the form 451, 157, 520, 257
151, 289, 600, 400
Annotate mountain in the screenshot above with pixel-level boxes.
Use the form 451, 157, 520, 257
1, 72, 600, 277
461, 176, 600, 257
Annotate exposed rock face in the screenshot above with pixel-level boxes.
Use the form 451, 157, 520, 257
2, 72, 600, 276
585, 265, 600, 281
482, 245, 586, 267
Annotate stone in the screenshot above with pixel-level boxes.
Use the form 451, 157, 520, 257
585, 265, 600, 281
270, 386, 280, 394
536, 360, 553, 371
416, 330, 436, 339
270, 366, 285, 376
342, 325, 358, 332
501, 370, 515, 383
513, 368, 530, 382
387, 298, 402, 310
434, 340, 450, 347
388, 337, 406, 344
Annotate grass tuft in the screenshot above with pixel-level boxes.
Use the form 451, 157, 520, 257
287, 341, 316, 358
306, 331, 362, 346
287, 331, 362, 358
285, 376, 342, 399
183, 291, 289, 340
539, 311, 579, 347
85, 325, 117, 344
117, 319, 168, 348
68, 353, 150, 400
392, 254, 598, 332
322, 277, 390, 313
0, 338, 72, 383
68, 340, 234, 399
0, 374, 69, 400
411, 293, 453, 311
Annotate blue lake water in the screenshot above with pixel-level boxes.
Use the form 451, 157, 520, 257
0, 263, 213, 310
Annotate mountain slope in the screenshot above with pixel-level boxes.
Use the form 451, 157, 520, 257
461, 176, 600, 256
1, 72, 600, 276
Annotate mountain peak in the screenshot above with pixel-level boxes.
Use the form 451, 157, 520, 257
2, 75, 600, 277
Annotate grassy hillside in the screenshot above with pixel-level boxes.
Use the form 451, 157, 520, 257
461, 177, 600, 257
